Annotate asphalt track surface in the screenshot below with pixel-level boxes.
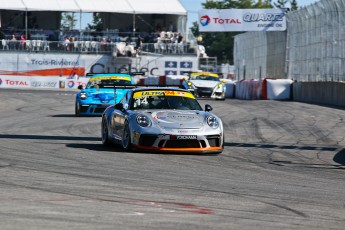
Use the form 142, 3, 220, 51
1, 88, 345, 230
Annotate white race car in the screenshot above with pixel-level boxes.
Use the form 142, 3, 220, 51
182, 72, 226, 100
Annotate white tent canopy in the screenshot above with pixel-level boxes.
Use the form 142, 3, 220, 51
0, 0, 187, 15
75, 0, 133, 14
1, 0, 27, 11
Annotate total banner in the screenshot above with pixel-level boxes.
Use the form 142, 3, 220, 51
0, 76, 89, 89
198, 9, 287, 32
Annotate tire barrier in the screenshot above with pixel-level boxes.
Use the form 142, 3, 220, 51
265, 79, 293, 100
234, 78, 292, 100
235, 79, 262, 100
0, 75, 293, 101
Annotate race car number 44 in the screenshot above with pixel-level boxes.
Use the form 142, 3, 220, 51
176, 135, 197, 140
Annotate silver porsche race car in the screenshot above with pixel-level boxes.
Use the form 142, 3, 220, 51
101, 87, 224, 154
182, 72, 226, 100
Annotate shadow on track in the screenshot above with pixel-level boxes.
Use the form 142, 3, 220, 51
333, 148, 345, 166
0, 134, 100, 141
225, 142, 337, 151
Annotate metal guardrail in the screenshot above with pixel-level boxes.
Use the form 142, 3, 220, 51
0, 40, 198, 56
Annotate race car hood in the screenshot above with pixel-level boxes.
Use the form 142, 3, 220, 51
189, 80, 219, 88
150, 110, 205, 129
83, 88, 126, 103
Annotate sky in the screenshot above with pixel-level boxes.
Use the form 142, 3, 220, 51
78, 0, 319, 29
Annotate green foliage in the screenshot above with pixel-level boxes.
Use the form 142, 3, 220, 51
290, 0, 299, 11
87, 13, 104, 31
274, 0, 289, 8
61, 12, 77, 30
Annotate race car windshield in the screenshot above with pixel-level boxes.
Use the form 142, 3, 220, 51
190, 75, 220, 81
86, 79, 132, 89
132, 95, 203, 111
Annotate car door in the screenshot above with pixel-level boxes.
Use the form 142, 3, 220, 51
112, 91, 131, 139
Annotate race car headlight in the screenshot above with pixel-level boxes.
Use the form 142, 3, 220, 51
217, 83, 223, 89
187, 81, 195, 89
207, 116, 219, 129
136, 114, 151, 127
80, 92, 87, 99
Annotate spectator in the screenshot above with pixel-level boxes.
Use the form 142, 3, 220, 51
178, 33, 183, 43
10, 34, 17, 50
64, 36, 70, 51
135, 35, 142, 56
20, 34, 25, 50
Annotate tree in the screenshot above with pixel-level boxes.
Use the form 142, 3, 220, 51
274, 0, 289, 8
87, 13, 104, 31
61, 12, 77, 30
290, 0, 298, 11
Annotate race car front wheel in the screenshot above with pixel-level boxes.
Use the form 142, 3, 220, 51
122, 122, 132, 151
75, 103, 80, 117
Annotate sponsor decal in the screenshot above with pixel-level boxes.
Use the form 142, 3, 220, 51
178, 130, 189, 134
31, 81, 57, 88
31, 58, 79, 66
5, 80, 29, 86
198, 9, 286, 32
167, 115, 196, 121
67, 81, 75, 88
89, 76, 131, 82
212, 18, 241, 24
133, 90, 195, 99
176, 135, 197, 140
243, 12, 284, 22
200, 15, 211, 26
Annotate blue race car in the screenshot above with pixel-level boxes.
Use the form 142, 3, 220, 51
75, 73, 135, 116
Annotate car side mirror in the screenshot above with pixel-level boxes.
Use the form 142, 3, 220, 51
77, 85, 83, 90
115, 103, 124, 110
205, 104, 213, 112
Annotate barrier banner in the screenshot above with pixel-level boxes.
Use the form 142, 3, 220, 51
198, 9, 287, 32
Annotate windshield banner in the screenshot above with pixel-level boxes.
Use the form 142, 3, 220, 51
198, 8, 287, 32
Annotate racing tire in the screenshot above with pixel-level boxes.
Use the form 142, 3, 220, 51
75, 103, 80, 117
101, 117, 111, 146
122, 122, 132, 151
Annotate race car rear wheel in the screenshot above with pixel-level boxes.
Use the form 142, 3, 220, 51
101, 117, 110, 146
122, 122, 132, 151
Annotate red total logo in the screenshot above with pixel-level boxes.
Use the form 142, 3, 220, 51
212, 18, 241, 24
5, 80, 29, 86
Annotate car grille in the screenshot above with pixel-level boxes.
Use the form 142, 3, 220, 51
206, 135, 221, 147
139, 135, 157, 146
196, 87, 213, 97
163, 140, 201, 148
94, 107, 106, 113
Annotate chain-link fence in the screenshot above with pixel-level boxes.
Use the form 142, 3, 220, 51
234, 0, 345, 82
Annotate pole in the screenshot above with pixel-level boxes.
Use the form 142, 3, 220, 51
133, 13, 136, 37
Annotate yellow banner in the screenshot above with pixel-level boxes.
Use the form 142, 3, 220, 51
133, 90, 195, 99
90, 76, 131, 82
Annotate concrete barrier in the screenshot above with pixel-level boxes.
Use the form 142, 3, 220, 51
293, 81, 345, 107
